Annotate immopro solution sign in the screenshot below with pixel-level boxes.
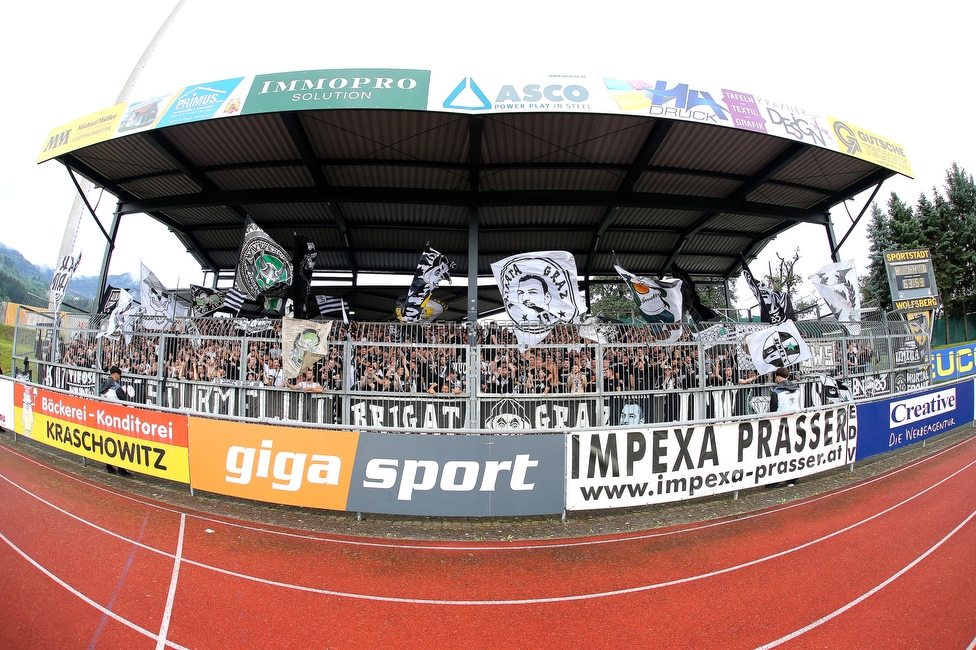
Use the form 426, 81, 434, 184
243, 68, 430, 113
856, 379, 974, 459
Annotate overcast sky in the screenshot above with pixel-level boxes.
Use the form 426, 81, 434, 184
3, 1, 972, 310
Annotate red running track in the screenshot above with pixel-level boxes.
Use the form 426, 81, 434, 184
2, 435, 976, 650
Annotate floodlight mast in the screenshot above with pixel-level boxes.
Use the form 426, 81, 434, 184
49, 0, 188, 311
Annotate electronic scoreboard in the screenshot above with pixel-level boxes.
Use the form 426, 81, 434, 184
884, 249, 940, 310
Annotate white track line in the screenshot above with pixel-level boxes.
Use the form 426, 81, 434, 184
156, 514, 185, 650
756, 508, 976, 649
1, 434, 973, 552
0, 529, 189, 650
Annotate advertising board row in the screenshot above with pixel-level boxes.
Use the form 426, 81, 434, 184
38, 68, 912, 177
1, 377, 970, 517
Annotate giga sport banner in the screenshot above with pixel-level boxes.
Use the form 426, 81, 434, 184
12, 383, 189, 482
566, 404, 857, 511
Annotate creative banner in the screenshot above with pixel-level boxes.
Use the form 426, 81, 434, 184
566, 404, 857, 510
188, 417, 359, 510
856, 379, 974, 460
346, 432, 564, 516
13, 383, 189, 482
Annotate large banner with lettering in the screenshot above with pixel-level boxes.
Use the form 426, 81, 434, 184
0, 376, 13, 432
346, 432, 564, 516
188, 418, 360, 510
348, 397, 468, 430
566, 404, 857, 510
855, 379, 974, 460
931, 342, 976, 382
12, 383, 189, 482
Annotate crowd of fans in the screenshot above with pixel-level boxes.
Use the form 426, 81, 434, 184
47, 317, 792, 401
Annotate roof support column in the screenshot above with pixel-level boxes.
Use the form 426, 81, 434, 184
823, 212, 840, 263
467, 209, 479, 325
94, 204, 123, 314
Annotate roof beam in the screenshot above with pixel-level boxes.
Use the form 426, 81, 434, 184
119, 187, 830, 223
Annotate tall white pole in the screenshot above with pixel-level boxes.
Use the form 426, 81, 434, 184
50, 0, 188, 310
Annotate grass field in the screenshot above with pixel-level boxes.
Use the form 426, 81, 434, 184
0, 324, 12, 375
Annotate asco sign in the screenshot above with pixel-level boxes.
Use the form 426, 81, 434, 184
856, 379, 974, 459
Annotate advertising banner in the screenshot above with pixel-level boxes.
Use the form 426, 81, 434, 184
188, 418, 360, 510
346, 432, 564, 516
0, 376, 13, 431
13, 383, 189, 482
828, 117, 914, 178
348, 397, 467, 430
931, 342, 976, 382
566, 405, 857, 511
242, 68, 430, 114
155, 77, 247, 127
433, 72, 602, 114
855, 379, 975, 460
37, 103, 127, 162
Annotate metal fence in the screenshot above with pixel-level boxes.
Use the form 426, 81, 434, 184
12, 310, 932, 432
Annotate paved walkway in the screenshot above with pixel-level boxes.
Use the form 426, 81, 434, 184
3, 424, 972, 542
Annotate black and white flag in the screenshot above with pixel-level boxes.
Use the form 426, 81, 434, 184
742, 260, 795, 324
49, 250, 82, 313
491, 250, 586, 347
315, 295, 349, 323
671, 263, 720, 323
140, 263, 176, 329
97, 289, 134, 341
745, 320, 812, 374
222, 288, 246, 315
234, 217, 293, 300
613, 254, 683, 324
189, 285, 225, 317
290, 234, 316, 319
809, 260, 860, 322
399, 244, 454, 323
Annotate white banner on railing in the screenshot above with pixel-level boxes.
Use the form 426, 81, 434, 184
566, 404, 857, 510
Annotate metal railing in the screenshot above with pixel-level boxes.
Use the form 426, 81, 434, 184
12, 311, 932, 432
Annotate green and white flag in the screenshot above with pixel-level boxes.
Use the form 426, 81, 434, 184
234, 217, 293, 300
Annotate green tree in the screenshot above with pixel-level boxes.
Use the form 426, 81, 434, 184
864, 203, 893, 311
930, 163, 976, 316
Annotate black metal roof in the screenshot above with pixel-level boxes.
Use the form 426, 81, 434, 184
50, 107, 897, 321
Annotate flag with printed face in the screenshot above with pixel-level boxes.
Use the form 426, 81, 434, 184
396, 296, 447, 323
491, 250, 586, 346
399, 244, 454, 322
809, 260, 860, 321
140, 263, 175, 329
189, 285, 224, 317
742, 260, 795, 324
49, 250, 82, 313
290, 234, 316, 319
613, 254, 683, 324
745, 320, 812, 374
281, 318, 333, 379
234, 217, 293, 300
